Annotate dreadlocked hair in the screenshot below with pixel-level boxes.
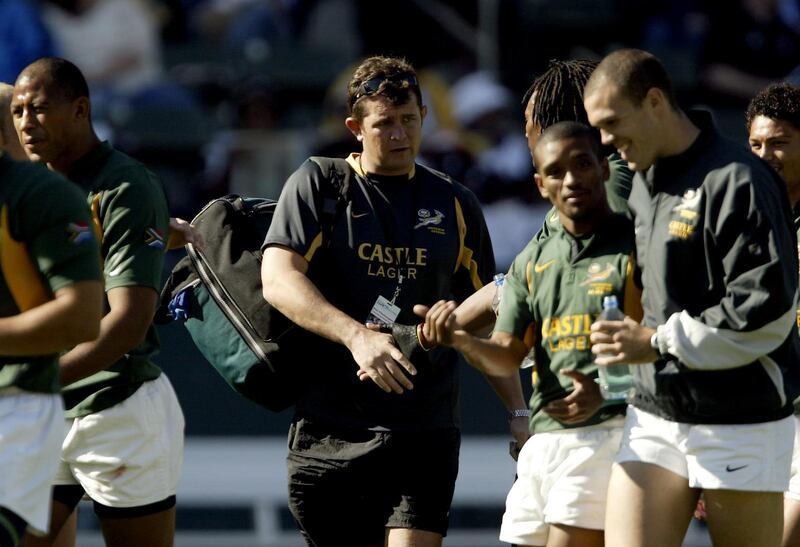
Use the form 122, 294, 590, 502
523, 59, 597, 131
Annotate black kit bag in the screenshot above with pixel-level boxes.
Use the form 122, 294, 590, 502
156, 157, 350, 411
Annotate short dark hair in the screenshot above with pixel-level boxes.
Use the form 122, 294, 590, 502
534, 121, 602, 164
586, 48, 678, 109
523, 59, 597, 131
17, 57, 90, 102
347, 56, 421, 119
745, 82, 800, 132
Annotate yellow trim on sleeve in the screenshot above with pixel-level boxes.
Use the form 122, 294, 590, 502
90, 193, 105, 270
303, 232, 324, 262
90, 193, 103, 243
453, 197, 482, 290
0, 205, 50, 311
622, 254, 643, 322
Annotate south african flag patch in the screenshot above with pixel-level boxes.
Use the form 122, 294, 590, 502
144, 227, 165, 249
66, 222, 93, 244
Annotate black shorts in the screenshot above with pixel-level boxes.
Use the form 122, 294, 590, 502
286, 417, 460, 547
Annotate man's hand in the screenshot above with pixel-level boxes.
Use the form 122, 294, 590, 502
590, 316, 657, 365
167, 217, 205, 250
508, 417, 531, 460
413, 300, 462, 347
543, 370, 603, 424
348, 328, 417, 394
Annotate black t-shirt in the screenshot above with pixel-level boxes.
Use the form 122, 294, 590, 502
265, 154, 495, 430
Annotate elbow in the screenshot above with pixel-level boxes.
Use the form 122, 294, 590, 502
66, 306, 102, 345
69, 322, 100, 345
260, 251, 282, 304
63, 281, 103, 344
261, 273, 280, 305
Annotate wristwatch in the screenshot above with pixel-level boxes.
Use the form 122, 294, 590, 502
508, 409, 532, 421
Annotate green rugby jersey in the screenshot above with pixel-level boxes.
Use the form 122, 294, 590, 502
62, 142, 169, 417
496, 212, 642, 434
0, 154, 101, 393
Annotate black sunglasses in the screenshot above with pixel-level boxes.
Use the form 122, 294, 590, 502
353, 74, 420, 103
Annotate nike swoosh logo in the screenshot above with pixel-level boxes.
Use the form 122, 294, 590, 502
534, 260, 556, 273
351, 212, 369, 219
725, 464, 748, 472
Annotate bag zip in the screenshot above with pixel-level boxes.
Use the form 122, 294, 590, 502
187, 241, 270, 362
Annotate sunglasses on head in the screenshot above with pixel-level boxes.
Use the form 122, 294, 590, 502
353, 73, 419, 103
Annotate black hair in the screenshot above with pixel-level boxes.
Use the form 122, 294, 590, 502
18, 57, 90, 102
523, 59, 597, 131
534, 120, 602, 162
745, 82, 800, 132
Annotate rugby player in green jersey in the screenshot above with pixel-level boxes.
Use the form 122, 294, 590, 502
1, 79, 82, 547
745, 82, 800, 547
0, 114, 102, 545
420, 121, 642, 547
428, 59, 637, 461
12, 58, 182, 547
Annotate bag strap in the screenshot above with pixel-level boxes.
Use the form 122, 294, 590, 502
309, 157, 351, 248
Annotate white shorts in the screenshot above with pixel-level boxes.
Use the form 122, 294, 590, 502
786, 416, 800, 501
0, 389, 64, 535
499, 417, 624, 546
617, 406, 794, 492
54, 374, 185, 508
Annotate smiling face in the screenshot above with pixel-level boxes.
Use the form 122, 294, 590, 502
534, 134, 610, 235
345, 94, 426, 176
748, 115, 800, 204
11, 73, 85, 169
584, 82, 660, 171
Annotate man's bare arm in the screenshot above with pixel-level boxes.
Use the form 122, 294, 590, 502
0, 280, 102, 355
59, 285, 157, 386
261, 245, 416, 394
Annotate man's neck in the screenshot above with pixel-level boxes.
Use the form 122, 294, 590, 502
357, 153, 413, 178
49, 133, 101, 177
658, 110, 701, 160
561, 205, 612, 237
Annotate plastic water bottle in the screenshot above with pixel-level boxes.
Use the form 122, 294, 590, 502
491, 273, 505, 316
596, 295, 634, 400
520, 346, 535, 369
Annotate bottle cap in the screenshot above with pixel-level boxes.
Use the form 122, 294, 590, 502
602, 295, 619, 309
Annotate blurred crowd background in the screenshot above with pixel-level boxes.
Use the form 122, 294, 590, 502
3, 0, 800, 438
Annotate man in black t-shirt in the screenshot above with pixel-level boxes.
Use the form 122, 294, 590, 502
261, 56, 499, 547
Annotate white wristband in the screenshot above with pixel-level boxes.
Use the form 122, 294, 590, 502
508, 409, 532, 421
